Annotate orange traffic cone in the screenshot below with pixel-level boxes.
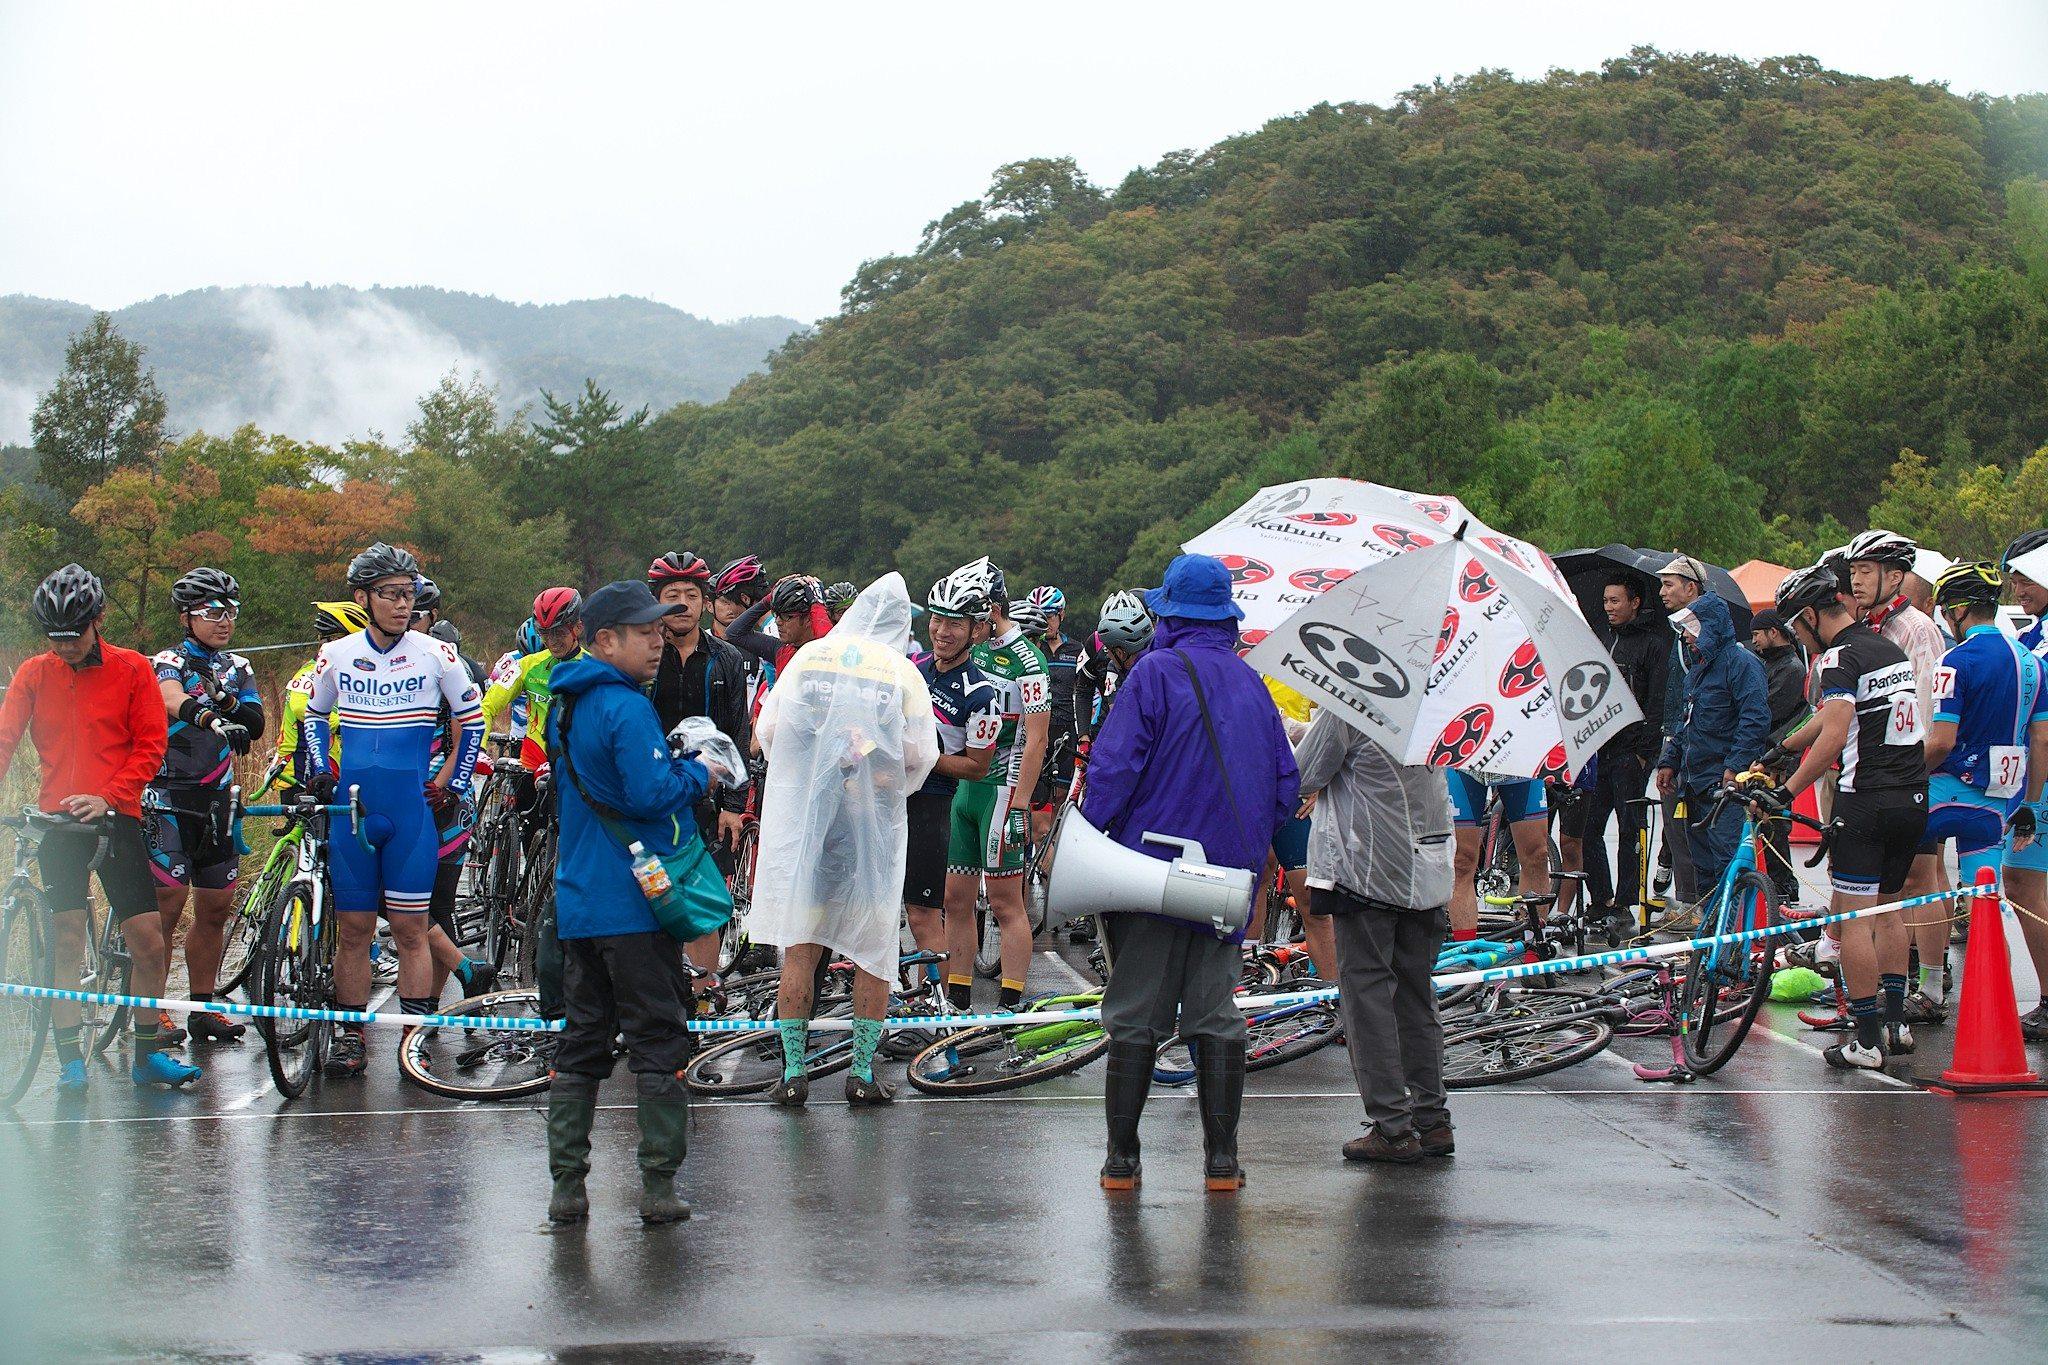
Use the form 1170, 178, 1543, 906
1923, 867, 2048, 1096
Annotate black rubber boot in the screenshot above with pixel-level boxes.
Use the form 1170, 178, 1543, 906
546, 1071, 599, 1224
635, 1073, 691, 1225
1100, 1039, 1151, 1191
1196, 1037, 1247, 1191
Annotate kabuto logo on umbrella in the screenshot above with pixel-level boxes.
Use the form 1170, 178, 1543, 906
1234, 628, 1269, 659
1429, 704, 1494, 767
1434, 608, 1460, 663
1558, 660, 1613, 721
1372, 524, 1437, 553
1534, 742, 1572, 782
1410, 498, 1456, 524
1219, 554, 1274, 585
1498, 639, 1545, 698
1296, 622, 1410, 699
1288, 511, 1357, 527
1458, 558, 1498, 603
1288, 566, 1354, 594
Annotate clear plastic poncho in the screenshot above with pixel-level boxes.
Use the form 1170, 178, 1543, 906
751, 572, 938, 981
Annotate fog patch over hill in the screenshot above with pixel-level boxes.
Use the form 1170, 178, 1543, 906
211, 289, 494, 443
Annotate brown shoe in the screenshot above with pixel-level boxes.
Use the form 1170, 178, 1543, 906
1342, 1125, 1422, 1164
1417, 1123, 1455, 1158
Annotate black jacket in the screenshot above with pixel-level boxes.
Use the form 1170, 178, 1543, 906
1755, 643, 1810, 747
1604, 614, 1670, 761
651, 631, 753, 814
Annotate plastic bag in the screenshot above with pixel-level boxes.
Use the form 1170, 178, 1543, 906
668, 716, 748, 790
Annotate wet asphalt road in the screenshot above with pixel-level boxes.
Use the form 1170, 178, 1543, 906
5, 890, 2048, 1361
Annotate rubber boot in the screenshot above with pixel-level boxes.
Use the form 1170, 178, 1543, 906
1196, 1037, 1247, 1192
546, 1071, 598, 1224
636, 1072, 692, 1225
1100, 1039, 1151, 1191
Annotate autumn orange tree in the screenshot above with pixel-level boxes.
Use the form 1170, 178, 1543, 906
72, 464, 231, 639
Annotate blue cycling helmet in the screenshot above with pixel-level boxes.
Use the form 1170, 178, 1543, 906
517, 617, 544, 654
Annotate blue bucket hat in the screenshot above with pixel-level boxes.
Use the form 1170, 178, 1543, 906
1144, 554, 1245, 622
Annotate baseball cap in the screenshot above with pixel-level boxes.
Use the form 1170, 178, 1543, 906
1659, 552, 1708, 585
582, 580, 684, 634
1751, 609, 1788, 637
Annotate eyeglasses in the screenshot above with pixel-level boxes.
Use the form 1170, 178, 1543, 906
191, 604, 239, 622
370, 586, 418, 604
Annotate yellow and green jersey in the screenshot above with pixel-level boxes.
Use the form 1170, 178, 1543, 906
483, 649, 582, 764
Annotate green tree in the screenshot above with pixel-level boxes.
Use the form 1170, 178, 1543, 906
30, 313, 170, 503
525, 380, 652, 586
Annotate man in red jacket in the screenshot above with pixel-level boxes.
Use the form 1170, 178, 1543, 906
0, 564, 194, 1090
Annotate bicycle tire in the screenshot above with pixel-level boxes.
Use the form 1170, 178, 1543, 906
215, 857, 282, 997
397, 989, 556, 1101
83, 911, 130, 1062
479, 808, 522, 973
259, 885, 327, 1100
515, 824, 556, 988
718, 822, 758, 976
905, 1015, 1109, 1096
1154, 1003, 1340, 1085
1444, 1014, 1614, 1088
973, 893, 1000, 979
0, 887, 52, 1107
1678, 869, 1779, 1075
684, 1027, 855, 1097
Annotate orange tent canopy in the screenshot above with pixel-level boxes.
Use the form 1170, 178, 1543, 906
1731, 560, 1793, 613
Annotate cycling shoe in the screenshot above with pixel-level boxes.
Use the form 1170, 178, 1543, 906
132, 1051, 202, 1088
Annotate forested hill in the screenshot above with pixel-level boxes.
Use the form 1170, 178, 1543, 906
647, 48, 2048, 610
0, 286, 801, 437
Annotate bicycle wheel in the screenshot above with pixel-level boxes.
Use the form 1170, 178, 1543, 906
83, 912, 130, 1062
479, 810, 522, 973
717, 822, 758, 976
1444, 1014, 1613, 1088
684, 1027, 855, 1097
259, 886, 328, 1100
1154, 1003, 1340, 1085
905, 1012, 1109, 1096
216, 853, 284, 996
397, 989, 557, 1100
973, 889, 1001, 979
0, 888, 52, 1107
1678, 869, 1779, 1075
514, 824, 556, 988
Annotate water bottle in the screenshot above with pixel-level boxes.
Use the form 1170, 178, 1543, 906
629, 841, 672, 901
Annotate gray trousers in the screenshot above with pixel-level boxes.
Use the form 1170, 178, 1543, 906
1100, 915, 1249, 1049
1331, 901, 1450, 1140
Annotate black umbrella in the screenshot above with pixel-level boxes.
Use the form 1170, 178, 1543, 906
1553, 544, 1753, 643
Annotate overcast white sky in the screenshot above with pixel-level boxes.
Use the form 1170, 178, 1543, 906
1, 1, 2042, 325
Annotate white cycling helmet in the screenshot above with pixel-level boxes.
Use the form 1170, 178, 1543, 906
1845, 529, 1917, 571
927, 572, 992, 621
1096, 591, 1154, 652
1006, 599, 1049, 635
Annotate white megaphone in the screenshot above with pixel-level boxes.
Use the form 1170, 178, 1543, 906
1045, 811, 1256, 936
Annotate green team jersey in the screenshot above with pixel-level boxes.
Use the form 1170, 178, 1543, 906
483, 648, 582, 758
968, 626, 1051, 788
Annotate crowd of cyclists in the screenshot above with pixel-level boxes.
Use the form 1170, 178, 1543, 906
4, 514, 2048, 1098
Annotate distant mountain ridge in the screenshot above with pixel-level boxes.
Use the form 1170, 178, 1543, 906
0, 285, 804, 441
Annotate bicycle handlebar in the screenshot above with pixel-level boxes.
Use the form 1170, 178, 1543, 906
242, 785, 370, 852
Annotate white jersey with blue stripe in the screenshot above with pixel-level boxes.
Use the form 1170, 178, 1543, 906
1930, 623, 2047, 809
304, 629, 484, 786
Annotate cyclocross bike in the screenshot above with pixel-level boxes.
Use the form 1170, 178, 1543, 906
244, 786, 364, 1099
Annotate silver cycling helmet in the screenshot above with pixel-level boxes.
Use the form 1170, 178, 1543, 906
1096, 590, 1154, 652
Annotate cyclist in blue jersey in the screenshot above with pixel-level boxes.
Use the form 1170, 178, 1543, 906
300, 543, 484, 1076
2000, 531, 2048, 1035
1446, 773, 1550, 940
1919, 562, 2048, 1025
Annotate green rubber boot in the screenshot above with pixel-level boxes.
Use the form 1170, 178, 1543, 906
636, 1073, 692, 1225
546, 1072, 599, 1224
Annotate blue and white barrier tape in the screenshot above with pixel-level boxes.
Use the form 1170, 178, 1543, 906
0, 885, 1982, 1035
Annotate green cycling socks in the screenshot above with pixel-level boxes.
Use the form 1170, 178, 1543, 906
777, 1017, 810, 1081
851, 1017, 884, 1083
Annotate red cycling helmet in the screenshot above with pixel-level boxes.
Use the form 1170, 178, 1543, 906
712, 555, 767, 601
532, 587, 583, 630
649, 551, 712, 586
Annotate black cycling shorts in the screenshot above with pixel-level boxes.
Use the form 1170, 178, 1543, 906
1828, 786, 1928, 898
41, 813, 160, 922
1553, 784, 1591, 842
903, 789, 952, 909
143, 788, 239, 891
1033, 744, 1076, 808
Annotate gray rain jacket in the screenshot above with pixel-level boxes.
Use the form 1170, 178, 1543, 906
1293, 710, 1455, 913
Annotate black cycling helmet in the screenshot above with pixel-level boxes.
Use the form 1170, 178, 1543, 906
770, 576, 820, 616
1776, 563, 1846, 619
346, 541, 420, 589
171, 566, 240, 613
1817, 546, 1852, 594
823, 581, 858, 617
1933, 561, 2004, 611
2002, 530, 2048, 571
412, 576, 443, 613
32, 564, 106, 638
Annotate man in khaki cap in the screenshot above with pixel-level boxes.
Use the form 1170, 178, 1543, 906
1654, 552, 1707, 903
